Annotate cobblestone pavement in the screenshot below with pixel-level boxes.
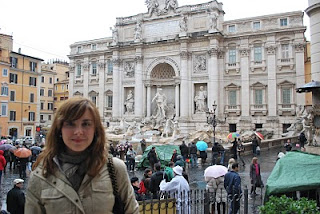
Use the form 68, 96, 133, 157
0, 146, 313, 213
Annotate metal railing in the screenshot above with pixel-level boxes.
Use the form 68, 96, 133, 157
138, 186, 264, 214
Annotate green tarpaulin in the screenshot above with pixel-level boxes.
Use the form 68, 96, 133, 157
137, 145, 181, 168
266, 151, 320, 197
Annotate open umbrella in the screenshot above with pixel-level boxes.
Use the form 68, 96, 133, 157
196, 141, 208, 151
14, 148, 32, 158
227, 132, 240, 140
0, 140, 6, 145
30, 146, 42, 152
255, 131, 264, 140
0, 144, 16, 151
204, 165, 228, 178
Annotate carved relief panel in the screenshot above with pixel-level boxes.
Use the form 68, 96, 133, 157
124, 61, 135, 78
193, 54, 207, 73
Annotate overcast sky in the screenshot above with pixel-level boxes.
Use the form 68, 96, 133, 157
0, 0, 309, 62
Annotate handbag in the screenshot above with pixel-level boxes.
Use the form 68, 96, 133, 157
107, 157, 125, 214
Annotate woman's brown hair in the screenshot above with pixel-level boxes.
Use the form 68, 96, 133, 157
33, 97, 108, 177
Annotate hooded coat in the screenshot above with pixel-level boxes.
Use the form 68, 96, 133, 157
205, 176, 227, 203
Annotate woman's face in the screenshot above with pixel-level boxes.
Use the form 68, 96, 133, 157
61, 109, 95, 153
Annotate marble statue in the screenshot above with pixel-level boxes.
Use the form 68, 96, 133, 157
161, 118, 173, 138
195, 86, 207, 112
152, 88, 167, 119
179, 16, 188, 32
110, 26, 118, 44
124, 62, 135, 77
134, 21, 142, 41
165, 0, 178, 11
125, 90, 134, 114
145, 0, 159, 16
209, 12, 218, 31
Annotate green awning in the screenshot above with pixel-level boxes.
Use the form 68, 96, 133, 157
266, 151, 320, 196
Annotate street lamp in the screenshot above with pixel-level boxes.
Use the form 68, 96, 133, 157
206, 101, 218, 145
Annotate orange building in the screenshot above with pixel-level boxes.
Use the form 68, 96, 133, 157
8, 49, 43, 138
304, 42, 312, 105
0, 34, 13, 137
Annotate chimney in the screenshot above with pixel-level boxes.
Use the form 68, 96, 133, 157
18, 48, 21, 53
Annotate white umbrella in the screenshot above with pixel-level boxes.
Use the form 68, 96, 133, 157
204, 165, 228, 178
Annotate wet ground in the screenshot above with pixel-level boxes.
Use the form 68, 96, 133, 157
0, 148, 279, 213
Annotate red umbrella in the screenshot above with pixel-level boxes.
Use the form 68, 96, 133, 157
255, 131, 264, 140
14, 148, 32, 158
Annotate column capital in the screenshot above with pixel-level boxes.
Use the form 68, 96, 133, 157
266, 45, 277, 55
112, 57, 121, 66
239, 48, 250, 57
135, 56, 143, 63
208, 48, 219, 57
69, 65, 75, 71
98, 62, 105, 69
293, 42, 306, 53
180, 51, 191, 60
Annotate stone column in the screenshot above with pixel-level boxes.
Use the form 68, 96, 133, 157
82, 60, 89, 98
306, 0, 320, 81
239, 48, 250, 117
135, 55, 143, 117
68, 63, 75, 97
294, 43, 306, 106
207, 48, 219, 112
98, 58, 105, 119
175, 83, 180, 117
266, 44, 277, 116
146, 84, 151, 117
180, 50, 189, 119
112, 55, 121, 118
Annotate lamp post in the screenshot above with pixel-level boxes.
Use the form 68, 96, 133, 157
206, 101, 218, 145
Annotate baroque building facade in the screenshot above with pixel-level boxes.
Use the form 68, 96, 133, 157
68, 0, 307, 138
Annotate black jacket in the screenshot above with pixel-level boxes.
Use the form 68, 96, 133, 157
189, 144, 198, 154
7, 186, 25, 214
149, 171, 167, 194
147, 150, 158, 163
179, 143, 189, 156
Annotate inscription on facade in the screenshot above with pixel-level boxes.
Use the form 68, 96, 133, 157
144, 20, 179, 37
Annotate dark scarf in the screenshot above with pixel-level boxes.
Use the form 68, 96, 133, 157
57, 150, 90, 192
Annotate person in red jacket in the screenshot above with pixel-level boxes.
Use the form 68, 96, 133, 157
0, 150, 7, 185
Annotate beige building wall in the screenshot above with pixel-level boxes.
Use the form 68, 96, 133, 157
40, 64, 56, 129
0, 34, 12, 136
8, 50, 43, 138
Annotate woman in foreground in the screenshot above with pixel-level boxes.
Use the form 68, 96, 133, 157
25, 97, 139, 214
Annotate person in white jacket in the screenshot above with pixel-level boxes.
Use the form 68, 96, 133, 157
160, 165, 190, 214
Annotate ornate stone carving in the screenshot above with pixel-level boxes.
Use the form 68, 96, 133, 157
112, 57, 121, 66
194, 54, 207, 73
110, 26, 118, 44
134, 21, 142, 42
218, 50, 225, 59
239, 48, 250, 57
125, 89, 134, 114
195, 86, 207, 113
209, 12, 218, 32
294, 42, 306, 52
147, 56, 180, 74
98, 62, 105, 69
82, 63, 89, 71
135, 56, 143, 63
179, 16, 188, 32
208, 48, 219, 57
180, 51, 189, 60
124, 61, 135, 78
266, 45, 277, 55
69, 65, 75, 71
145, 0, 159, 17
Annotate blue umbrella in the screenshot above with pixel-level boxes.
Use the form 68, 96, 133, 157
196, 141, 208, 151
0, 144, 16, 151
